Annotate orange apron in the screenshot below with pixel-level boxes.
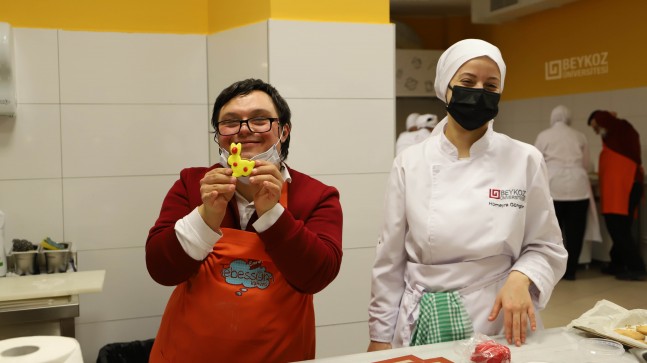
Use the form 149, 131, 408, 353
150, 185, 315, 363
598, 144, 638, 215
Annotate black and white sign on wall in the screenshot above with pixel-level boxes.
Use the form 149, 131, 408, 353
395, 49, 443, 98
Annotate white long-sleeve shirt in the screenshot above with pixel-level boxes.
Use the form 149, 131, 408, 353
369, 119, 567, 347
534, 122, 592, 201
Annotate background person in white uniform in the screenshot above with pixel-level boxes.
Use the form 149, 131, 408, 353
395, 113, 421, 155
368, 39, 567, 352
417, 113, 439, 134
395, 114, 439, 156
534, 105, 597, 281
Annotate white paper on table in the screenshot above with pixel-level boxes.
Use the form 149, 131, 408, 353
567, 299, 647, 349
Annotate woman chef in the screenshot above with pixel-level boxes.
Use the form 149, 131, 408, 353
367, 39, 567, 351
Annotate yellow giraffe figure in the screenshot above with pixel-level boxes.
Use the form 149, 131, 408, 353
228, 142, 255, 177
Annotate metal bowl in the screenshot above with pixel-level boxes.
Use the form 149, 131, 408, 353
41, 242, 71, 273
10, 249, 38, 275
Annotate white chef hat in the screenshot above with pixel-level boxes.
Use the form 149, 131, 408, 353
406, 112, 420, 130
416, 113, 439, 129
550, 105, 571, 125
415, 114, 430, 128
434, 39, 506, 103
425, 114, 439, 128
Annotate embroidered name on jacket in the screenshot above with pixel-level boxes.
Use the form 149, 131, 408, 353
221, 259, 274, 296
488, 188, 526, 209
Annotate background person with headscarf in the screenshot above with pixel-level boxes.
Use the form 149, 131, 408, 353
368, 39, 567, 352
534, 105, 600, 281
588, 110, 646, 281
395, 112, 421, 155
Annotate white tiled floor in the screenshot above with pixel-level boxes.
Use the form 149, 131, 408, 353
542, 263, 647, 328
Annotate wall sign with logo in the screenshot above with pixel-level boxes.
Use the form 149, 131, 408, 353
396, 49, 443, 97
545, 51, 609, 81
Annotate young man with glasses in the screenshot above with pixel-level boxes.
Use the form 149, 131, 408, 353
146, 79, 344, 362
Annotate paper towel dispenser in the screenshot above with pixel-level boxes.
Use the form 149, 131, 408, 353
0, 22, 16, 118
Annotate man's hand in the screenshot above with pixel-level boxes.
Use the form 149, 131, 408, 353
249, 160, 283, 216
488, 270, 535, 347
198, 167, 236, 231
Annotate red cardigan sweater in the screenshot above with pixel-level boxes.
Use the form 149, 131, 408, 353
146, 164, 343, 294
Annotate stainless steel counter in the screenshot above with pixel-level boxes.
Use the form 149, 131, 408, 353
0, 294, 78, 337
0, 270, 105, 338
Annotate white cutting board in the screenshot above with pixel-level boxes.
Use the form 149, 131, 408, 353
0, 270, 105, 301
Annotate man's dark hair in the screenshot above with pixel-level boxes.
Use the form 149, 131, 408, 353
211, 79, 292, 161
587, 110, 602, 125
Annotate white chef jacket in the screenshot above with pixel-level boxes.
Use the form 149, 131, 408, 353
395, 128, 432, 156
534, 122, 592, 201
534, 122, 601, 243
369, 119, 567, 347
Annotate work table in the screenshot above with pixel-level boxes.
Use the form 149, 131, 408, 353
0, 270, 105, 338
296, 327, 641, 362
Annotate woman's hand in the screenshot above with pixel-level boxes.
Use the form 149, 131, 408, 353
488, 270, 536, 347
367, 341, 392, 352
198, 167, 236, 231
249, 160, 284, 216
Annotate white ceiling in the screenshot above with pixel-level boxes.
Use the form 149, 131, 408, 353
390, 0, 472, 16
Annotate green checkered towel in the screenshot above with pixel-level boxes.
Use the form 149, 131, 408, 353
410, 291, 473, 346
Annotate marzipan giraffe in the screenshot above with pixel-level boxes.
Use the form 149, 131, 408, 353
228, 142, 255, 177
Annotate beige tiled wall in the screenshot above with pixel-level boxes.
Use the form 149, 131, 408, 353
496, 87, 647, 173
496, 87, 647, 265
1, 28, 208, 362
3, 22, 645, 362
1, 21, 395, 361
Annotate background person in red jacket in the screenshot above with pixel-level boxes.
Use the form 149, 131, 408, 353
146, 79, 344, 362
588, 110, 646, 281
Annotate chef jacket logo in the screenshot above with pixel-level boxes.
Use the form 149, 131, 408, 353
545, 52, 608, 80
489, 188, 526, 201
489, 188, 526, 209
222, 259, 274, 296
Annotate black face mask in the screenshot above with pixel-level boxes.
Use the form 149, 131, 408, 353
446, 85, 500, 131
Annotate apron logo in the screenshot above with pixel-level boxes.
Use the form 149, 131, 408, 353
489, 189, 501, 199
221, 259, 274, 296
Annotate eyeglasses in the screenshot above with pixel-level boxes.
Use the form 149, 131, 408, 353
216, 117, 279, 136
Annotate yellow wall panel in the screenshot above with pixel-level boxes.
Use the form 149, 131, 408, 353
397, 0, 646, 100
207, 0, 270, 33
490, 0, 647, 100
270, 0, 389, 24
0, 0, 389, 34
0, 0, 208, 33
